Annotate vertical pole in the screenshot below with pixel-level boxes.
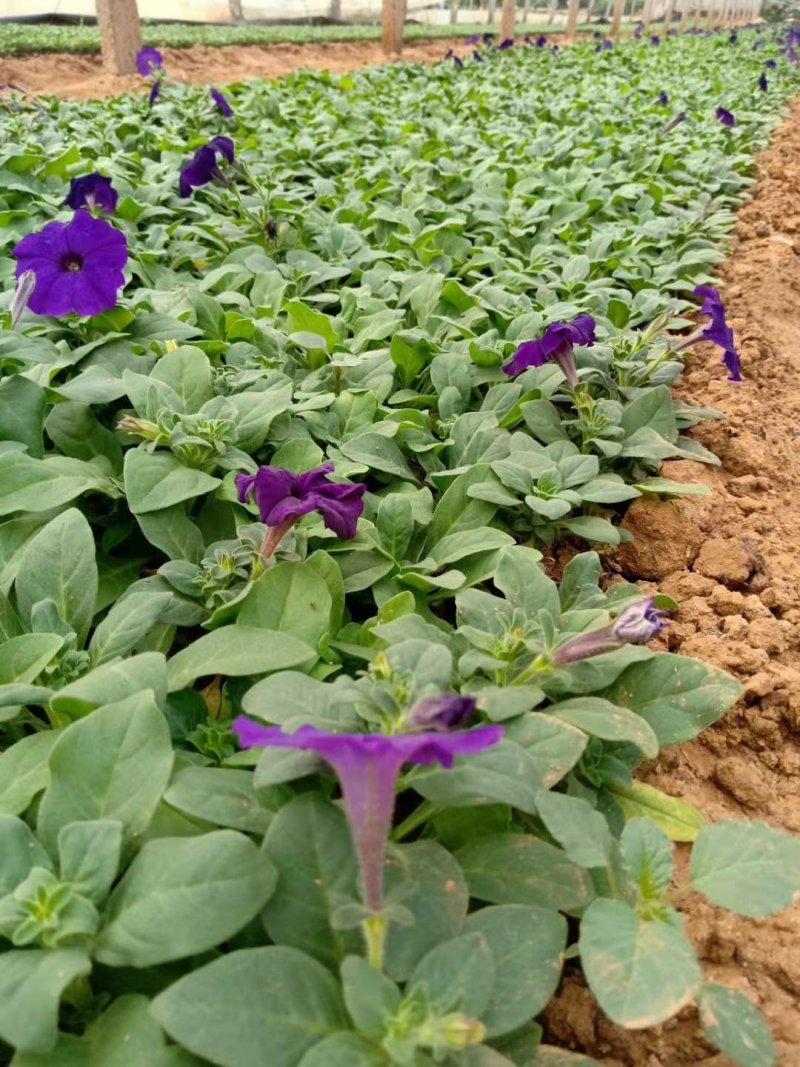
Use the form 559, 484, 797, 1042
565, 0, 580, 40
487, 0, 497, 23
611, 0, 626, 37
382, 0, 402, 55
663, 0, 675, 29
500, 0, 516, 37
96, 0, 142, 75
449, 0, 458, 22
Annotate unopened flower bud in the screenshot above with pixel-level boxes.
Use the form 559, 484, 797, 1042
551, 597, 670, 665
405, 694, 476, 732
442, 1014, 486, 1049
117, 415, 161, 440
9, 270, 36, 329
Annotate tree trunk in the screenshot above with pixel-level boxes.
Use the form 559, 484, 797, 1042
96, 0, 143, 75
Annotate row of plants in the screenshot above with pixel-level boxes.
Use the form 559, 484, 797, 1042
0, 25, 799, 1067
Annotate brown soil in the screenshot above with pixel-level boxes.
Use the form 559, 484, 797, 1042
0, 36, 499, 100
544, 100, 800, 1066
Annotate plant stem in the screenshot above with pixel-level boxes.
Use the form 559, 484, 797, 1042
391, 800, 440, 841
362, 913, 387, 971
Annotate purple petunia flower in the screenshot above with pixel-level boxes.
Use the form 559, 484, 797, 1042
551, 597, 669, 665
535, 34, 547, 47
405, 694, 476, 731
236, 461, 366, 555
634, 23, 644, 37
759, 72, 768, 91
788, 45, 799, 63
445, 49, 464, 67
473, 50, 484, 63
660, 111, 687, 135
64, 173, 118, 214
210, 87, 233, 117
136, 47, 163, 76
483, 32, 495, 42
499, 38, 514, 50
148, 81, 160, 108
178, 136, 235, 198
766, 58, 777, 68
231, 720, 502, 919
651, 34, 661, 45
693, 285, 742, 381
657, 90, 669, 105
466, 33, 480, 45
716, 106, 735, 126
12, 210, 127, 318
502, 314, 596, 386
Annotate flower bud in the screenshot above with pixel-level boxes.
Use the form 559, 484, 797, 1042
405, 694, 477, 732
9, 270, 36, 329
442, 1014, 486, 1049
610, 597, 669, 643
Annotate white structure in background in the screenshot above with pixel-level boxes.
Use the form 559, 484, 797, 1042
1, 0, 440, 22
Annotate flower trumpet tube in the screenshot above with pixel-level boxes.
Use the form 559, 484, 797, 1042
551, 597, 670, 665
502, 315, 596, 386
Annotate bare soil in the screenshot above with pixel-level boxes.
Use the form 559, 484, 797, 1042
0, 36, 497, 100
544, 99, 800, 1066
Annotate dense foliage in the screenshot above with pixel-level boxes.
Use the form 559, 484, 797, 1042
0, 27, 799, 1067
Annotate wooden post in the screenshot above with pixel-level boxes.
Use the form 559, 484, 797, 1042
663, 0, 675, 29
500, 0, 516, 37
382, 0, 403, 55
96, 0, 142, 75
565, 0, 580, 40
610, 0, 625, 37
449, 0, 458, 22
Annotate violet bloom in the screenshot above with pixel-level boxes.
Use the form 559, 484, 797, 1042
211, 87, 233, 117
179, 135, 235, 198
650, 34, 661, 45
759, 72, 768, 91
473, 50, 484, 63
691, 285, 742, 381
232, 719, 502, 958
634, 23, 644, 37
788, 45, 799, 63
660, 111, 686, 135
536, 34, 547, 47
499, 38, 514, 50
136, 47, 163, 76
65, 173, 118, 214
766, 58, 777, 68
405, 694, 476, 731
657, 90, 669, 105
148, 81, 161, 108
236, 461, 367, 556
466, 33, 480, 44
551, 597, 669, 665
716, 106, 735, 127
12, 210, 127, 318
502, 314, 596, 386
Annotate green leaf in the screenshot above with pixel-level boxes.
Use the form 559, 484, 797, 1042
261, 795, 360, 969
88, 592, 171, 665
237, 563, 332, 646
410, 932, 495, 1017
0, 948, 91, 1054
547, 697, 659, 758
341, 955, 401, 1041
57, 819, 122, 905
505, 714, 587, 789
150, 346, 213, 412
600, 654, 742, 745
608, 781, 706, 842
579, 899, 702, 1028
95, 830, 277, 967
124, 451, 220, 514
457, 834, 594, 913
15, 509, 98, 645
376, 494, 415, 561
297, 1033, 387, 1067
50, 652, 168, 719
412, 739, 543, 814
0, 814, 52, 894
698, 984, 776, 1067
0, 633, 63, 684
464, 905, 566, 1037
534, 791, 616, 869
152, 946, 348, 1067
166, 626, 316, 691
0, 731, 61, 815
620, 818, 673, 912
494, 546, 560, 622
0, 453, 107, 515
0, 375, 45, 459
620, 386, 677, 440
37, 690, 174, 853
340, 432, 416, 481
689, 820, 800, 917
135, 505, 205, 563
163, 765, 281, 834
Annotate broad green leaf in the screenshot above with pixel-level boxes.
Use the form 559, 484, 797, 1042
609, 781, 706, 842
464, 905, 567, 1037
88, 592, 171, 665
164, 766, 280, 834
37, 690, 174, 853
505, 714, 587, 788
579, 899, 702, 1028
166, 626, 316, 691
124, 451, 220, 514
50, 652, 168, 719
600, 654, 742, 746
0, 633, 63, 685
95, 830, 277, 966
409, 932, 495, 1017
698, 984, 776, 1067
0, 731, 61, 815
619, 818, 673, 913
535, 791, 616, 870
297, 1033, 386, 1067
689, 820, 800, 917
237, 563, 332, 646
15, 509, 98, 644
58, 820, 122, 905
340, 955, 401, 1042
0, 814, 52, 894
413, 739, 543, 814
547, 697, 659, 758
0, 453, 107, 515
0, 948, 91, 1054
457, 834, 594, 913
0, 375, 45, 458
135, 505, 205, 563
152, 946, 348, 1067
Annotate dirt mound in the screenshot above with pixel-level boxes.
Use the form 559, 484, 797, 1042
545, 99, 800, 1066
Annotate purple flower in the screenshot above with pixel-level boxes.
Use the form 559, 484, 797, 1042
210, 87, 233, 117
266, 218, 278, 240
179, 136, 235, 198
136, 47, 163, 76
595, 39, 612, 51
405, 694, 476, 731
634, 23, 644, 37
502, 314, 596, 386
551, 597, 669, 665
482, 32, 495, 43
148, 81, 160, 108
445, 49, 464, 67
788, 45, 799, 63
231, 720, 502, 918
716, 106, 735, 126
693, 285, 742, 381
729, 30, 738, 43
753, 39, 764, 48
12, 210, 127, 318
466, 33, 480, 44
657, 90, 669, 105
64, 173, 118, 214
473, 50, 484, 63
536, 34, 547, 47
499, 38, 514, 50
660, 111, 687, 134
766, 58, 777, 68
759, 72, 768, 91
236, 461, 366, 554
650, 34, 661, 45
